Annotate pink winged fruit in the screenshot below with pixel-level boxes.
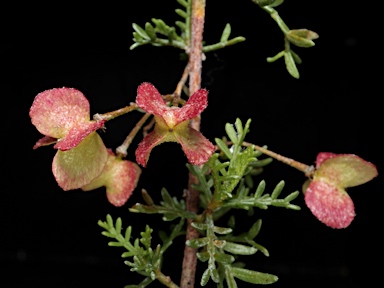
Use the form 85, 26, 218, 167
303, 152, 378, 228
135, 82, 215, 167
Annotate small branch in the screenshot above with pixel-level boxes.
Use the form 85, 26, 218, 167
252, 144, 314, 177
202, 36, 246, 53
261, 5, 290, 34
173, 63, 190, 106
181, 1, 206, 287
155, 269, 180, 288
93, 103, 138, 121
220, 140, 314, 177
115, 113, 152, 158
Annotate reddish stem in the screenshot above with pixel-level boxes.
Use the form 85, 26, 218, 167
181, 1, 206, 287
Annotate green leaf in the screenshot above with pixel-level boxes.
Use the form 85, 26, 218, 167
234, 118, 244, 136
215, 138, 232, 159
132, 23, 150, 40
163, 213, 178, 221
231, 267, 278, 284
286, 29, 319, 48
286, 204, 301, 210
101, 231, 114, 238
108, 241, 124, 247
214, 162, 231, 172
271, 180, 285, 199
214, 226, 233, 235
133, 32, 143, 42
284, 51, 300, 79
145, 22, 156, 40
129, 42, 142, 50
97, 220, 108, 230
201, 268, 210, 286
186, 237, 209, 248
284, 191, 299, 202
248, 219, 262, 239
214, 252, 235, 264
220, 23, 231, 43
106, 214, 113, 228
219, 175, 241, 182
121, 251, 135, 258
249, 158, 273, 167
176, 0, 188, 8
290, 50, 302, 64
224, 265, 238, 288
225, 123, 238, 144
175, 20, 186, 31
175, 8, 187, 18
115, 217, 122, 235
245, 174, 254, 188
247, 240, 269, 257
223, 242, 257, 255
161, 188, 174, 205
254, 180, 266, 198
197, 251, 210, 262
211, 268, 220, 283
191, 222, 208, 231
271, 199, 287, 207
151, 18, 171, 35
239, 118, 251, 144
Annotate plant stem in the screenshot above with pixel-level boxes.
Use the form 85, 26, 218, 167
223, 141, 314, 177
252, 144, 314, 176
115, 113, 151, 158
155, 268, 179, 288
93, 104, 138, 121
181, 0, 205, 287
173, 63, 190, 106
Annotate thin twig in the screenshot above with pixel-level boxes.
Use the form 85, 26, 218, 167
252, 144, 314, 177
115, 113, 152, 158
224, 141, 314, 177
173, 63, 190, 106
181, 1, 206, 287
155, 268, 180, 288
93, 103, 138, 121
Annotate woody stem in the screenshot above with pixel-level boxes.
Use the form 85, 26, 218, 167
181, 0, 205, 287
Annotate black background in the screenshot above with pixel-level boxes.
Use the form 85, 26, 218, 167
2, 1, 382, 287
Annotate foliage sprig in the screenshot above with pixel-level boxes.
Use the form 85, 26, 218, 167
129, 188, 197, 221
130, 0, 245, 53
251, 0, 319, 78
186, 213, 278, 286
98, 214, 184, 287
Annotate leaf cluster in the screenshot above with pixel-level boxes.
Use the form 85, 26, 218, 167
251, 0, 319, 78
187, 214, 278, 287
190, 118, 300, 213
181, 118, 300, 286
130, 188, 197, 221
98, 214, 184, 287
130, 0, 245, 53
123, 118, 300, 286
